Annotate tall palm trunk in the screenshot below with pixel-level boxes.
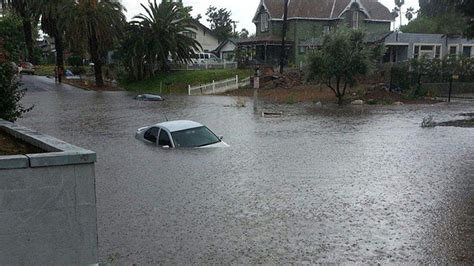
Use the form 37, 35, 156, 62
88, 23, 104, 86
22, 18, 35, 64
54, 26, 64, 83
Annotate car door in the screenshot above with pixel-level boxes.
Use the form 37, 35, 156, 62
158, 129, 174, 148
143, 127, 160, 144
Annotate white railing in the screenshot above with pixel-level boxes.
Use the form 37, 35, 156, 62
172, 61, 238, 71
188, 75, 251, 96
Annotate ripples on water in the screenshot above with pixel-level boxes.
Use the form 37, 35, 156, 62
19, 87, 474, 264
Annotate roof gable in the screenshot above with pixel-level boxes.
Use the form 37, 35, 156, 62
257, 0, 393, 21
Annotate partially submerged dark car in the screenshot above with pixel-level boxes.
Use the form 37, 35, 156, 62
134, 94, 164, 101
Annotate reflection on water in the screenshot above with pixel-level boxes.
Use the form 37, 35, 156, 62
19, 80, 474, 264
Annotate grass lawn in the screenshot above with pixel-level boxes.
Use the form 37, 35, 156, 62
121, 69, 254, 94
34, 65, 57, 76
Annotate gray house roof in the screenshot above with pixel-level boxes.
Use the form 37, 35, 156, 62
253, 0, 393, 22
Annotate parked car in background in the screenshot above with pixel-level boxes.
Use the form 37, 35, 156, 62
136, 120, 228, 148
19, 62, 35, 75
190, 53, 221, 64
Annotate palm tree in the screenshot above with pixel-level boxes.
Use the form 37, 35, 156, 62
65, 0, 126, 86
394, 0, 405, 29
123, 0, 201, 80
40, 0, 73, 83
10, 0, 41, 64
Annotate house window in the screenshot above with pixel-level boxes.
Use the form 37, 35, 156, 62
299, 46, 306, 54
260, 13, 269, 32
413, 45, 442, 59
323, 25, 330, 34
182, 31, 196, 39
414, 46, 420, 58
352, 12, 359, 29
449, 45, 458, 55
462, 46, 473, 57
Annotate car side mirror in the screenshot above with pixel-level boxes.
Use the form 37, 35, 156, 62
219, 136, 224, 140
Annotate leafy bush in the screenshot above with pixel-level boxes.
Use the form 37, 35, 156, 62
0, 63, 32, 122
67, 55, 83, 67
70, 66, 86, 75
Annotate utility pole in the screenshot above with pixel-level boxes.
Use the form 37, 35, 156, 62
279, 0, 289, 74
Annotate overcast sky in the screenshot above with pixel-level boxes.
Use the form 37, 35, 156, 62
121, 0, 420, 33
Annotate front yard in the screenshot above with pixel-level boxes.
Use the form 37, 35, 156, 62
120, 69, 254, 94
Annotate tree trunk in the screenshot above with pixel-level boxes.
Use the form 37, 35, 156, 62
22, 18, 35, 64
54, 27, 64, 83
88, 24, 104, 87
279, 0, 289, 74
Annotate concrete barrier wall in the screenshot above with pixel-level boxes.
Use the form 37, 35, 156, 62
0, 120, 98, 264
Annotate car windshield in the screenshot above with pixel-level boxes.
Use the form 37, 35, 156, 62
171, 126, 220, 148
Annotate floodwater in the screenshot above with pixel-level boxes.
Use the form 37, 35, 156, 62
18, 76, 474, 263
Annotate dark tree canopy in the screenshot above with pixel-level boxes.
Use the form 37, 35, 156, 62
205, 6, 236, 42
402, 0, 471, 36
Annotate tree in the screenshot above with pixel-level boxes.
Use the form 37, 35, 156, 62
0, 39, 31, 122
280, 0, 289, 74
0, 12, 26, 62
452, 0, 474, 38
307, 28, 376, 105
10, 0, 41, 64
119, 0, 201, 80
405, 7, 415, 22
394, 0, 405, 29
65, 0, 126, 87
239, 28, 249, 39
401, 11, 467, 35
205, 6, 236, 42
40, 0, 73, 83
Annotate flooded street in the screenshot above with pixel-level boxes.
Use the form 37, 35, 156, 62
18, 76, 474, 263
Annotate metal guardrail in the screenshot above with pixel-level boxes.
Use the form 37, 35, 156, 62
188, 75, 250, 96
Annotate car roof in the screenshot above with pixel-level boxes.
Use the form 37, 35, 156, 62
155, 120, 203, 132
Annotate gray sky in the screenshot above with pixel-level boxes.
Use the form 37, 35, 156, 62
121, 0, 420, 33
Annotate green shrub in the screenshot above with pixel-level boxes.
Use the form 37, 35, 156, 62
67, 55, 83, 67
0, 63, 32, 122
71, 66, 86, 75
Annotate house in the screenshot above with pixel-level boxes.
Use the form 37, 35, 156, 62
238, 0, 394, 66
183, 20, 220, 53
382, 32, 474, 63
214, 38, 238, 60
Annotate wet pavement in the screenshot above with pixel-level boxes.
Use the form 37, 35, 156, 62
18, 75, 474, 263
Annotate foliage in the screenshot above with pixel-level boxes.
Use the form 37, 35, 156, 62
0, 63, 31, 122
389, 55, 474, 95
206, 6, 236, 42
118, 0, 201, 81
307, 28, 376, 104
0, 13, 26, 62
10, 0, 42, 64
64, 0, 126, 86
67, 55, 83, 67
70, 66, 86, 75
401, 12, 468, 35
239, 28, 249, 39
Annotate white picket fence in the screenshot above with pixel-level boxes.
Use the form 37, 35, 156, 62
188, 75, 250, 96
172, 61, 238, 71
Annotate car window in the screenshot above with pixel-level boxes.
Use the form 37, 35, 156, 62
158, 129, 172, 147
171, 126, 220, 148
144, 127, 159, 143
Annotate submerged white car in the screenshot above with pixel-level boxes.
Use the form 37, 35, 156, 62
135, 120, 229, 148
